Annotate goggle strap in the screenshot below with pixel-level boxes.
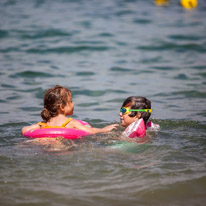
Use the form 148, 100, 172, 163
120, 108, 152, 113
129, 109, 152, 113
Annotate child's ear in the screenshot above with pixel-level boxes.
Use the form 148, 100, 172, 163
136, 112, 141, 119
59, 104, 65, 111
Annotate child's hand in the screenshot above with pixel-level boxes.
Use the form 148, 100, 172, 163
103, 124, 119, 132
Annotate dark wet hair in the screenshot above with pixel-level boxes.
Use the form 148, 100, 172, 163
41, 85, 72, 122
121, 96, 151, 125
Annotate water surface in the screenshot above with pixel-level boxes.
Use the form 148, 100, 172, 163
0, 0, 206, 205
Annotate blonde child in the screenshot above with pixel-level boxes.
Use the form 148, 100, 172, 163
22, 85, 118, 135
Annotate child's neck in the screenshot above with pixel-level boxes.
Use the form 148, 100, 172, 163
47, 114, 69, 126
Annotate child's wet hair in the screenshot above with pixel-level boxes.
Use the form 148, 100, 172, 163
41, 85, 72, 122
122, 96, 151, 125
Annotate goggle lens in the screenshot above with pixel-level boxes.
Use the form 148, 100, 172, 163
120, 107, 128, 114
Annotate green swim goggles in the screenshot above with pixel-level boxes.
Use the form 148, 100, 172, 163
120, 107, 152, 115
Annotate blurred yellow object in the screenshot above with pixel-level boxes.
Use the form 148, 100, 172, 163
180, 0, 198, 9
154, 0, 169, 6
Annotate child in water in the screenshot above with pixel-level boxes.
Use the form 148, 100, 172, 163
120, 96, 159, 139
22, 85, 118, 135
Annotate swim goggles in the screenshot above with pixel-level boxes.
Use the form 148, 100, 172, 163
120, 107, 152, 115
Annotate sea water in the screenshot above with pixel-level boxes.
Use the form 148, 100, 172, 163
0, 0, 206, 205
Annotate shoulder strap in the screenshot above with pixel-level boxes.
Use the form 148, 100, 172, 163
37, 118, 73, 128
61, 118, 73, 127
37, 122, 48, 127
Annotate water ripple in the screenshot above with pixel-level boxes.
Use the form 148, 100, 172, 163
9, 71, 55, 78
138, 42, 206, 53
72, 89, 127, 97
133, 18, 152, 24
1, 0, 206, 205
155, 90, 206, 98
168, 34, 203, 41
25, 46, 112, 54
110, 67, 134, 72
16, 29, 74, 39
0, 29, 9, 38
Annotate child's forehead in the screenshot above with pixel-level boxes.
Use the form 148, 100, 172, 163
124, 103, 133, 108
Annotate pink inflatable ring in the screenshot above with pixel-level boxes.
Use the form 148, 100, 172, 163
23, 120, 92, 139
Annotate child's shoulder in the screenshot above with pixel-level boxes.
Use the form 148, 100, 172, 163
67, 119, 91, 128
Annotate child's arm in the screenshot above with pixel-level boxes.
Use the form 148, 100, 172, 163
69, 120, 119, 134
21, 124, 41, 135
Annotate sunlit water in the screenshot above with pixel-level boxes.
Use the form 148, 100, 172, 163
0, 0, 206, 205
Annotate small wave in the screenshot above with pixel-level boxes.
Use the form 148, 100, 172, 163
139, 56, 163, 64
168, 34, 203, 41
77, 102, 99, 107
173, 90, 206, 98
174, 74, 189, 80
191, 65, 206, 70
155, 90, 206, 99
19, 107, 40, 112
72, 89, 106, 97
0, 47, 20, 53
16, 29, 73, 39
0, 100, 7, 103
1, 84, 15, 88
98, 32, 114, 37
0, 30, 9, 39
115, 9, 135, 17
195, 72, 206, 78
110, 67, 134, 72
133, 18, 152, 24
107, 98, 126, 103
25, 46, 112, 54
75, 71, 95, 76
74, 40, 106, 45
138, 42, 206, 53
155, 119, 202, 130
72, 89, 127, 97
9, 71, 56, 78
151, 66, 177, 71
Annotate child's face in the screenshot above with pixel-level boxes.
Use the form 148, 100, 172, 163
120, 105, 139, 127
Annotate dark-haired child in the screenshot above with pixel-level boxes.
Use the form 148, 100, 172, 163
120, 96, 159, 138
